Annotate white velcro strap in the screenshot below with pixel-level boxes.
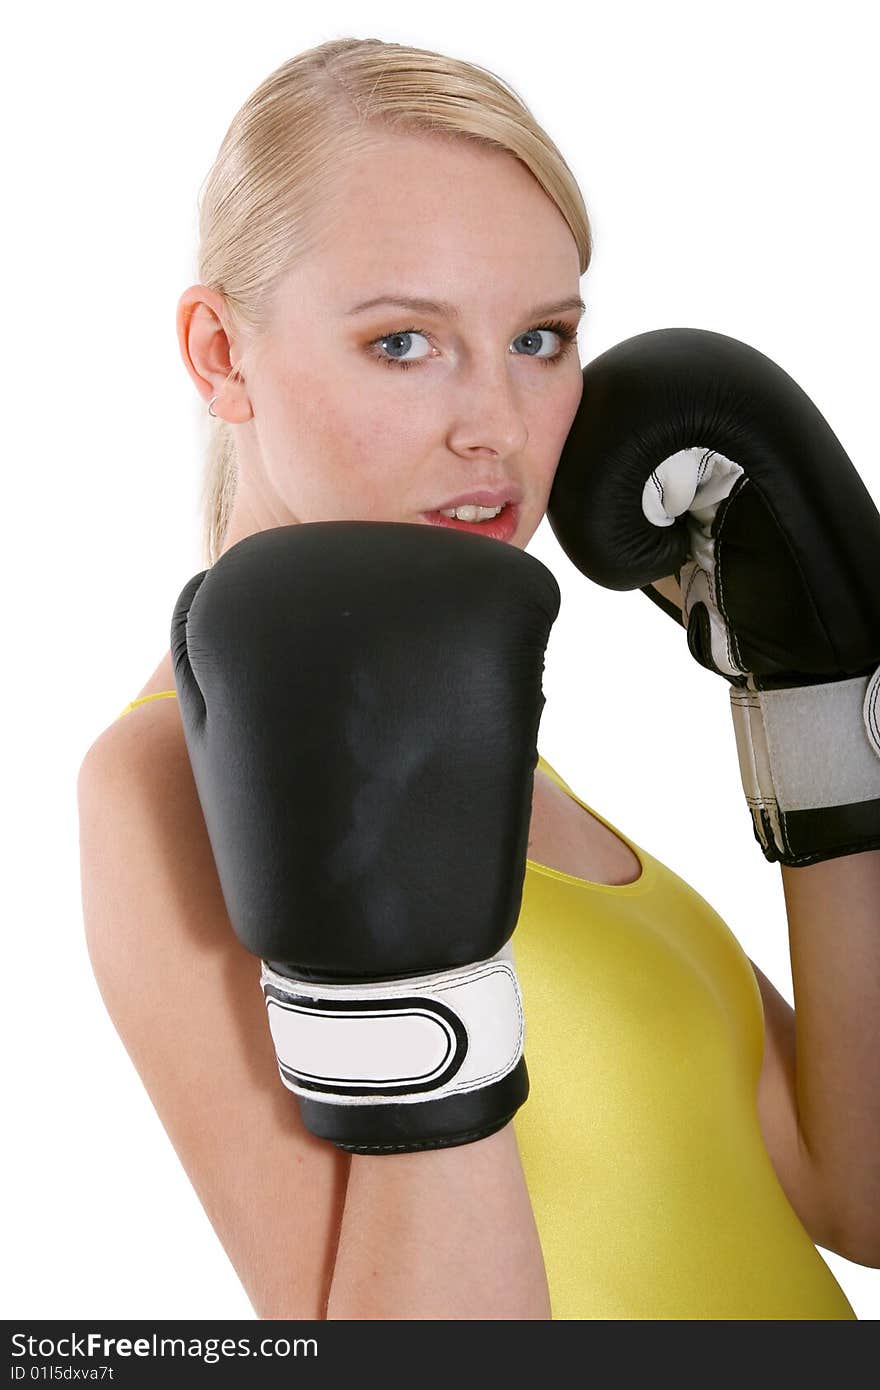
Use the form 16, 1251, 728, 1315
259, 942, 524, 1107
729, 669, 880, 851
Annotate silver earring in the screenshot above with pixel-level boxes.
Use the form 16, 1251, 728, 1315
208, 396, 218, 418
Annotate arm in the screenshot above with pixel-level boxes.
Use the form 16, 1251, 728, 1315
780, 851, 880, 1266
748, 952, 880, 1266
655, 576, 880, 1266
327, 1127, 550, 1319
80, 700, 551, 1320
77, 712, 349, 1319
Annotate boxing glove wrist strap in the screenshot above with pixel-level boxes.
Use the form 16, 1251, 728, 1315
260, 941, 524, 1106
729, 666, 880, 867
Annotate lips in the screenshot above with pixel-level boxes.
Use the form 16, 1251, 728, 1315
420, 502, 520, 543
432, 486, 524, 511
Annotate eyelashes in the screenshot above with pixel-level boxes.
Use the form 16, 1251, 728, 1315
367, 320, 579, 372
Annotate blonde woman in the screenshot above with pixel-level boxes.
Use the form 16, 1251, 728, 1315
77, 37, 871, 1320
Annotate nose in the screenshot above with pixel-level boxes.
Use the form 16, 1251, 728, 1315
446, 368, 529, 459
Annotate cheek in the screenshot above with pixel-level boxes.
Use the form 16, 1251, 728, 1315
301, 409, 423, 514
542, 392, 582, 479
334, 404, 432, 497
537, 444, 566, 497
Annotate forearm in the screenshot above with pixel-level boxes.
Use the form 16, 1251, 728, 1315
325, 1122, 551, 1319
781, 848, 880, 1253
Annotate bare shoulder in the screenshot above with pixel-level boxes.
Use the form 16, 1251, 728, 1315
77, 651, 350, 1319
80, 651, 181, 778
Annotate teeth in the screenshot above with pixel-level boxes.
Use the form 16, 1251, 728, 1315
438, 504, 505, 521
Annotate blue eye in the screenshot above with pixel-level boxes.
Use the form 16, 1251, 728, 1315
367, 321, 579, 372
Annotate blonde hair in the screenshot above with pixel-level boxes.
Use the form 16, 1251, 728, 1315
192, 36, 593, 569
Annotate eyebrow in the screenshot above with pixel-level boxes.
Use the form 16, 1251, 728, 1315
345, 294, 586, 320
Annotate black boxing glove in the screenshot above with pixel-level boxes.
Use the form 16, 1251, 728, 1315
171, 521, 560, 1153
547, 327, 880, 868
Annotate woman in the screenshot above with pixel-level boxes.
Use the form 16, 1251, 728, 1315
77, 35, 866, 1319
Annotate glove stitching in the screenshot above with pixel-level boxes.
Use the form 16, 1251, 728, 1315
339, 1115, 515, 1154
647, 469, 665, 512
712, 472, 744, 672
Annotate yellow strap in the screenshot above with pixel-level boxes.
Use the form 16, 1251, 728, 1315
115, 689, 178, 721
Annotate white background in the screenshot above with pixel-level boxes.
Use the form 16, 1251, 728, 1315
3, 0, 878, 1320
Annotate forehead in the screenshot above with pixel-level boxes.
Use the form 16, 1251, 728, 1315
277, 134, 579, 311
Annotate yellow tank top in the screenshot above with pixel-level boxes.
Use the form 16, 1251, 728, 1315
117, 690, 855, 1320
